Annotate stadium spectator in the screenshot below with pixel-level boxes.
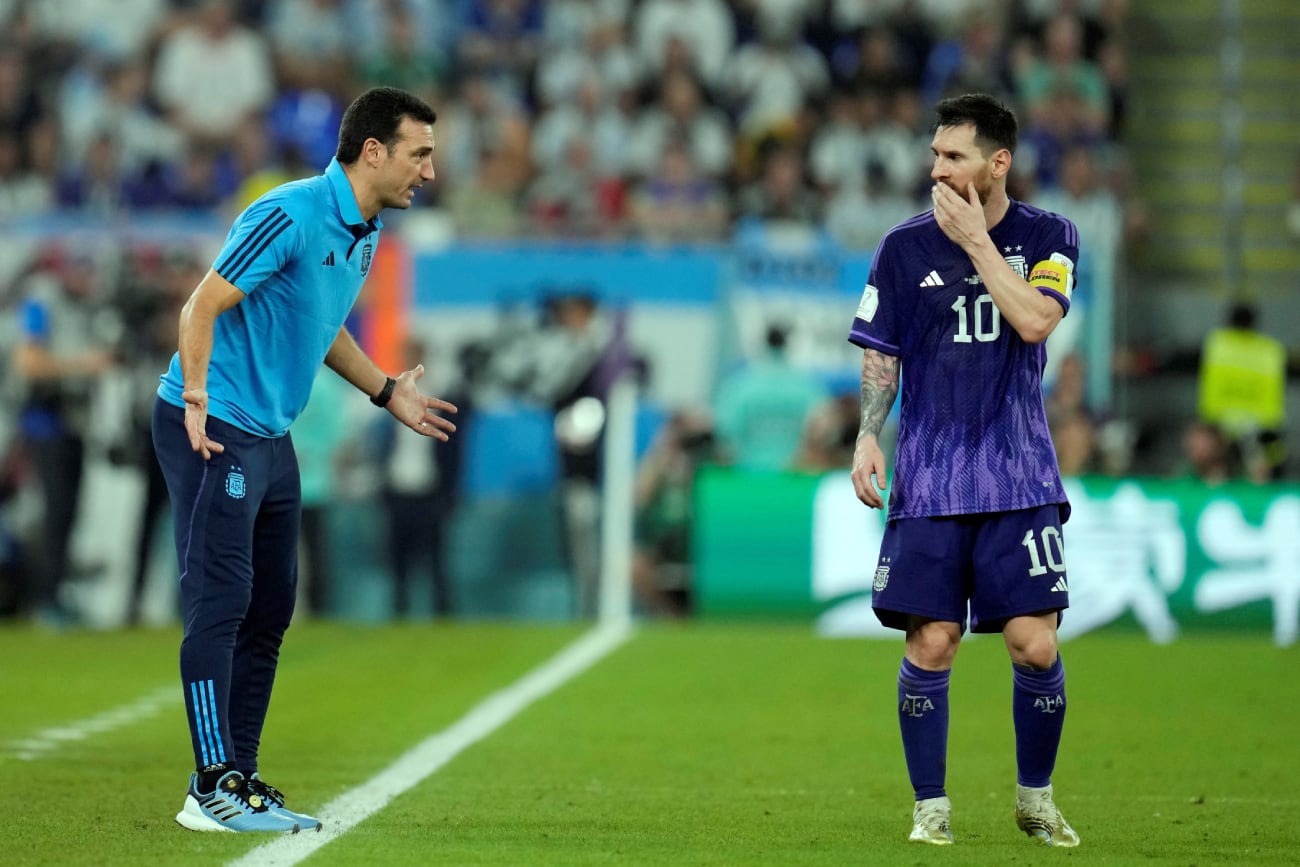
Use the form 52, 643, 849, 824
157, 143, 225, 209
265, 0, 353, 97
633, 0, 735, 92
0, 129, 53, 220
722, 8, 830, 141
809, 88, 878, 196
1016, 11, 1110, 138
1028, 143, 1115, 382
525, 135, 624, 238
628, 137, 730, 245
713, 322, 828, 471
536, 0, 637, 109
151, 0, 275, 149
734, 143, 820, 225
531, 72, 630, 180
919, 8, 1016, 108
153, 87, 455, 833
22, 0, 168, 64
55, 131, 153, 213
1031, 144, 1122, 254
439, 70, 532, 235
356, 4, 450, 98
58, 58, 184, 180
848, 93, 1080, 847
456, 0, 544, 103
810, 87, 920, 202
13, 246, 120, 627
822, 162, 917, 252
1017, 85, 1105, 190
345, 0, 455, 71
265, 87, 347, 173
218, 116, 294, 211
830, 24, 918, 94
625, 69, 733, 182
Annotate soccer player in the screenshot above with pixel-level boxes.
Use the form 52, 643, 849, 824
847, 93, 1080, 847
154, 87, 457, 833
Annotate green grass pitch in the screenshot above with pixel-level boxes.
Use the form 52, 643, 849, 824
0, 621, 1296, 865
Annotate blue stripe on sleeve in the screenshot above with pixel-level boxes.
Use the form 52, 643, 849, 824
216, 208, 293, 284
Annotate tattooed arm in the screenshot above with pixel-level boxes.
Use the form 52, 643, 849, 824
851, 348, 900, 509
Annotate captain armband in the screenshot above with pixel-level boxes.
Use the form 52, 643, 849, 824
1027, 253, 1075, 302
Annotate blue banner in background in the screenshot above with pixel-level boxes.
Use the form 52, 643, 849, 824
413, 242, 727, 306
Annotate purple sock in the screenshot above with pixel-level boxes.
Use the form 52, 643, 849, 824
898, 658, 950, 800
1012, 655, 1067, 788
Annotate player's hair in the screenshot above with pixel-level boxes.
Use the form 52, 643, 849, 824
931, 93, 1018, 156
335, 87, 437, 165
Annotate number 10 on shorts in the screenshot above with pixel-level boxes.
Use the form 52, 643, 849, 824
1021, 527, 1065, 576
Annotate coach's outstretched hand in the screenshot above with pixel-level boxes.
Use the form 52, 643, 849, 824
387, 363, 458, 440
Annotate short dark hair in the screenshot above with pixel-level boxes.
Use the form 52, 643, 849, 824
1228, 302, 1257, 329
931, 93, 1018, 156
335, 87, 437, 165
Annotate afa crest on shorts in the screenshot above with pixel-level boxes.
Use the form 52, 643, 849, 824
226, 467, 246, 499
360, 242, 373, 276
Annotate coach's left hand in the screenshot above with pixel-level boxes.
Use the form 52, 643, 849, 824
388, 364, 458, 440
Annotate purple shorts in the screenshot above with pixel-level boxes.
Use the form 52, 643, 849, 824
871, 504, 1069, 634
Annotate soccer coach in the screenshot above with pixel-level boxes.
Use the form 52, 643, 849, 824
153, 87, 457, 833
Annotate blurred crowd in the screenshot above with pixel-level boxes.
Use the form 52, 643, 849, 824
0, 0, 1140, 247
21, 0, 1286, 626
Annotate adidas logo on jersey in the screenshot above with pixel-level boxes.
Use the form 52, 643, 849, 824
1050, 577, 1069, 593
920, 270, 943, 287
322, 251, 336, 266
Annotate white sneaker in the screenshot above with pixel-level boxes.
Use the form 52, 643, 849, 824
909, 796, 954, 845
1015, 784, 1080, 847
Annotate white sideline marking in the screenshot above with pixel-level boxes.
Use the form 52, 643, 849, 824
228, 621, 632, 867
5, 685, 177, 761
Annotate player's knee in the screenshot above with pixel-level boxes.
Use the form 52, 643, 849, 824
905, 620, 961, 668
1007, 633, 1058, 669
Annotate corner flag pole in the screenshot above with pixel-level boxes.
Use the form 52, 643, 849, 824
598, 376, 637, 627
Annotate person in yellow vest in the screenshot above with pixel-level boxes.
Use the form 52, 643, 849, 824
1197, 303, 1287, 480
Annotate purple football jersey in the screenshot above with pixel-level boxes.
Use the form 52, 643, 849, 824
848, 200, 1078, 520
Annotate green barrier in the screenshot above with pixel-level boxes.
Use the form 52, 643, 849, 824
693, 467, 1300, 645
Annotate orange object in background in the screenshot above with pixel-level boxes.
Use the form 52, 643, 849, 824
356, 235, 409, 375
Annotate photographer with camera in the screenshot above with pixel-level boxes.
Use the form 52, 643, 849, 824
631, 410, 721, 617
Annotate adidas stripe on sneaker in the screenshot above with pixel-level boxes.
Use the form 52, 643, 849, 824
175, 770, 301, 833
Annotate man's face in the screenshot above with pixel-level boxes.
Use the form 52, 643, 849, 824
376, 116, 436, 210
929, 122, 998, 204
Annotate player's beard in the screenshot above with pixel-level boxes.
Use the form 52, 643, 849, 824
939, 172, 994, 204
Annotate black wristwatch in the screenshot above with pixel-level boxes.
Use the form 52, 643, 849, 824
370, 376, 396, 408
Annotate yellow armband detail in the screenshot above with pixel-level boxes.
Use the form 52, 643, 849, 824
1028, 259, 1072, 301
